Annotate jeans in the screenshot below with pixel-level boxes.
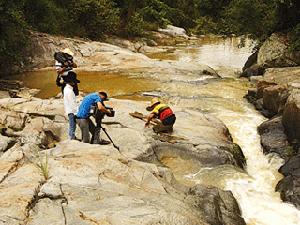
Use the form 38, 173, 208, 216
68, 113, 76, 140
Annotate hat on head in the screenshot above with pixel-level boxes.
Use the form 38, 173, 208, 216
62, 48, 74, 56
63, 72, 80, 84
146, 98, 160, 111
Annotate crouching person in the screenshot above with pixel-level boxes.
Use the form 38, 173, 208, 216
76, 91, 111, 143
145, 98, 176, 133
63, 74, 80, 140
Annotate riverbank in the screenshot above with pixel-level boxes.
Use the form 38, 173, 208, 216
244, 33, 300, 208
3, 30, 300, 224
246, 67, 300, 208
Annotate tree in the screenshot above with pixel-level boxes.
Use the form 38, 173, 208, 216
0, 0, 28, 75
224, 0, 278, 40
23, 0, 66, 34
69, 0, 120, 39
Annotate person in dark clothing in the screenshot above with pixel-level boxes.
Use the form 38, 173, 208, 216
55, 48, 80, 96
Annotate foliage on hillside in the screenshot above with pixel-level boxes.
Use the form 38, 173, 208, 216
1, 0, 300, 75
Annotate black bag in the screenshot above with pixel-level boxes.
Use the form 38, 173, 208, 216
54, 52, 73, 66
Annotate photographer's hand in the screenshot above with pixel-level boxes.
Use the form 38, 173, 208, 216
97, 102, 111, 115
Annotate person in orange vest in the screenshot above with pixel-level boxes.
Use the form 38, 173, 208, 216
145, 98, 176, 133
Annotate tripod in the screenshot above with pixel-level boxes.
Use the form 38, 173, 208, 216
99, 126, 120, 152
91, 109, 120, 152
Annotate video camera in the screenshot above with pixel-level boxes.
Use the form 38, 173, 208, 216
90, 104, 115, 119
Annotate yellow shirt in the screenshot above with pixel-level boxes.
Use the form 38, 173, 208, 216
151, 103, 168, 115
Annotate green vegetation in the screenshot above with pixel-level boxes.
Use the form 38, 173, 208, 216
1, 0, 300, 75
0, 0, 28, 74
34, 149, 50, 181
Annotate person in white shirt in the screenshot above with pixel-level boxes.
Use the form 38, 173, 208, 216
63, 73, 80, 140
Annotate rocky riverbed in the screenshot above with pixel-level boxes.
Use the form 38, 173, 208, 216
0, 29, 248, 225
0, 96, 246, 225
244, 32, 300, 208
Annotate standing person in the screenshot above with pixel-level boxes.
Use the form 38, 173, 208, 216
55, 48, 79, 96
63, 73, 80, 140
145, 98, 176, 133
76, 91, 112, 143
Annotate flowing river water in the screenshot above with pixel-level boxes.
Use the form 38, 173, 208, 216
13, 36, 300, 224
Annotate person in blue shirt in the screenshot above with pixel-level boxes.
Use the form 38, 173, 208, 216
76, 91, 111, 143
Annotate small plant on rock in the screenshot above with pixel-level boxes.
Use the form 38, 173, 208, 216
34, 149, 50, 181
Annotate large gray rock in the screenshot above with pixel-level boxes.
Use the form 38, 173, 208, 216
258, 33, 300, 68
158, 25, 189, 38
263, 67, 300, 86
262, 84, 289, 116
276, 153, 300, 208
0, 97, 246, 225
258, 116, 291, 159
0, 97, 244, 166
282, 90, 300, 144
0, 108, 28, 130
0, 141, 245, 225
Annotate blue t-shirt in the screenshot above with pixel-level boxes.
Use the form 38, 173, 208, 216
77, 92, 103, 119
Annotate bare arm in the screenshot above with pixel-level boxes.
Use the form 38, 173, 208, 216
97, 102, 111, 114
145, 113, 155, 127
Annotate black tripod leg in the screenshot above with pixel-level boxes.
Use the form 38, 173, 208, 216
102, 128, 120, 152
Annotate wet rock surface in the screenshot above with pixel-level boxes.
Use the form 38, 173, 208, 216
0, 96, 246, 225
257, 33, 299, 68
246, 53, 300, 208
243, 33, 300, 74
24, 32, 219, 84
282, 90, 300, 144
258, 116, 290, 159
276, 154, 300, 207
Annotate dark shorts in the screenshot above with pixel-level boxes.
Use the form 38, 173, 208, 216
162, 114, 176, 126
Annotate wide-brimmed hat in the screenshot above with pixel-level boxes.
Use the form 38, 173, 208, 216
63, 72, 80, 84
62, 48, 74, 56
146, 98, 160, 111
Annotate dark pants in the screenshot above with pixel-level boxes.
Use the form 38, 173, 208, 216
76, 110, 104, 143
76, 118, 96, 143
153, 115, 176, 133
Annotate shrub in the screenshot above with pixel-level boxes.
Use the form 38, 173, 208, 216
69, 0, 120, 39
290, 23, 300, 51
192, 17, 219, 35
125, 12, 145, 37
23, 0, 63, 34
0, 0, 28, 75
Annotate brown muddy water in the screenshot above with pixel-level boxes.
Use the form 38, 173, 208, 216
11, 70, 159, 99
12, 36, 300, 225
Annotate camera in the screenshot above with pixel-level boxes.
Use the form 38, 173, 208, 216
90, 105, 115, 118
105, 107, 115, 117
